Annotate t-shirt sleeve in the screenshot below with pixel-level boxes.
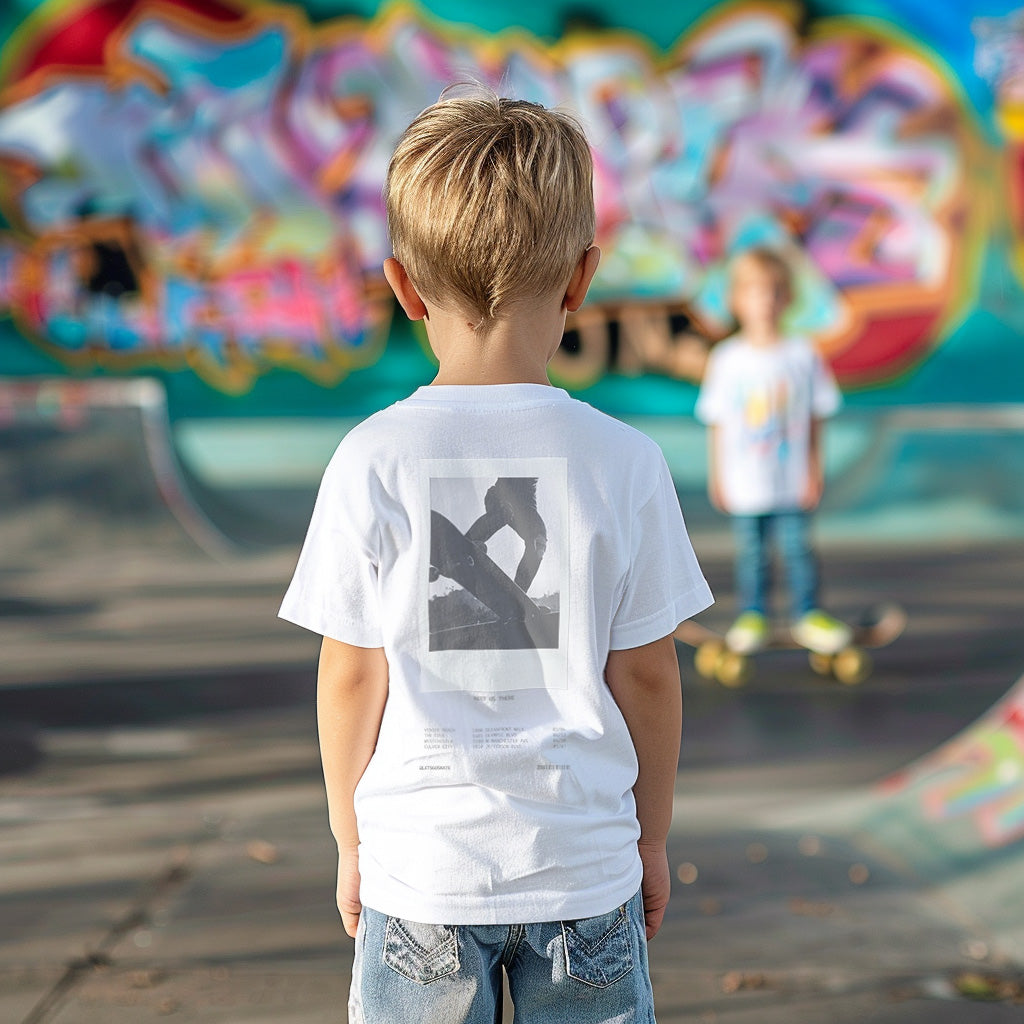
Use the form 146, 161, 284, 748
609, 454, 714, 650
693, 348, 727, 425
278, 453, 383, 648
811, 349, 842, 419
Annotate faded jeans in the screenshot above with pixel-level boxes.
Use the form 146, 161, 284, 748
348, 888, 655, 1023
733, 510, 818, 618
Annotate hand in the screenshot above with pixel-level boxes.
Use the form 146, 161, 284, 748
709, 478, 729, 514
801, 471, 824, 511
638, 839, 671, 940
336, 845, 362, 938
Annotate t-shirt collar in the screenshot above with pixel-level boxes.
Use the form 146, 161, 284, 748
408, 383, 570, 405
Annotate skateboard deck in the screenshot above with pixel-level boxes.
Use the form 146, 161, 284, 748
675, 603, 906, 687
429, 511, 558, 649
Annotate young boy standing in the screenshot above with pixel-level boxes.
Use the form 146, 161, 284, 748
280, 93, 712, 1024
695, 248, 850, 655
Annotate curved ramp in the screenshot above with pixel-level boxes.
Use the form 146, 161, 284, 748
868, 673, 1024, 863
0, 378, 315, 689
0, 378, 233, 558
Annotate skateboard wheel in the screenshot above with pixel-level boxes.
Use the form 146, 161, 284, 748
833, 646, 871, 685
716, 650, 753, 688
694, 641, 724, 680
808, 651, 834, 677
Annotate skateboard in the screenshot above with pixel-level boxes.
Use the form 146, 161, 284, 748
429, 511, 558, 649
674, 603, 906, 688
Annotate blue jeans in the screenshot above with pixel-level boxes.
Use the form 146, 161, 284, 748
349, 889, 655, 1024
732, 510, 818, 618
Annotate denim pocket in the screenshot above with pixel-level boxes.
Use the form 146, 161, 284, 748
382, 917, 460, 984
561, 903, 634, 988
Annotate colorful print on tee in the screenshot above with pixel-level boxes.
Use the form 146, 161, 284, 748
738, 377, 795, 467
421, 458, 569, 692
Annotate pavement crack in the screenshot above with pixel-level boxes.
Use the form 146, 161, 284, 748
20, 849, 192, 1024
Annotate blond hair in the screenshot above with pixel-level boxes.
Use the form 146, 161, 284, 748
384, 90, 595, 333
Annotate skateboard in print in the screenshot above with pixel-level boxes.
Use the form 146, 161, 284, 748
429, 510, 558, 650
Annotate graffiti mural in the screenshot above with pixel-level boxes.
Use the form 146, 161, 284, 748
0, 0, 396, 392
880, 676, 1024, 849
0, 0, 983, 393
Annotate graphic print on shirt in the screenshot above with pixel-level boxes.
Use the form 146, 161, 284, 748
421, 458, 569, 692
740, 377, 791, 456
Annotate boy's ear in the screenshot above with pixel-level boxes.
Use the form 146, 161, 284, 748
383, 258, 428, 322
564, 246, 601, 313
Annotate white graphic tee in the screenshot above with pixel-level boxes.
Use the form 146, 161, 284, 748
280, 383, 713, 924
695, 336, 841, 515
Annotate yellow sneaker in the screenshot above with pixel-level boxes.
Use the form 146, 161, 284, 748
792, 610, 853, 655
726, 611, 769, 654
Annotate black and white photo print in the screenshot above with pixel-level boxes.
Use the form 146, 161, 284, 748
419, 458, 569, 692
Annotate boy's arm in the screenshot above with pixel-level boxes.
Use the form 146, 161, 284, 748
802, 417, 825, 510
605, 634, 682, 941
707, 424, 728, 512
317, 636, 389, 938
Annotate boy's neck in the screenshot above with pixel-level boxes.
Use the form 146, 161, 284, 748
741, 322, 783, 347
426, 304, 562, 387
431, 360, 551, 387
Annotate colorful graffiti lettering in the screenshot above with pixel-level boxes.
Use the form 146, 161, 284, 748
0, 0, 981, 392
882, 679, 1024, 848
975, 9, 1024, 293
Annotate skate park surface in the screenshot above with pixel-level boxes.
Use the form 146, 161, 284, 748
2, 380, 1024, 1022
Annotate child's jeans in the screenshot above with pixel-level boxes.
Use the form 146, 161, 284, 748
733, 510, 817, 618
348, 888, 655, 1023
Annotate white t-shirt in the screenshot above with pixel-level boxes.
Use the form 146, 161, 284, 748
695, 336, 841, 515
280, 383, 712, 925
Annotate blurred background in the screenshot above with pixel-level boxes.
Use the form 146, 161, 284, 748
1, 0, 1024, 1022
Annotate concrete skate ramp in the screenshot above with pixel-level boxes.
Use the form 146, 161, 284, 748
677, 534, 1024, 969
817, 407, 1024, 544
865, 672, 1024, 866
0, 379, 295, 556
794, 670, 1024, 959
0, 379, 316, 689
161, 402, 1024, 551
6, 376, 1022, 556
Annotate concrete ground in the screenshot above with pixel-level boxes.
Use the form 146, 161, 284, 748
2, 540, 1024, 1022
